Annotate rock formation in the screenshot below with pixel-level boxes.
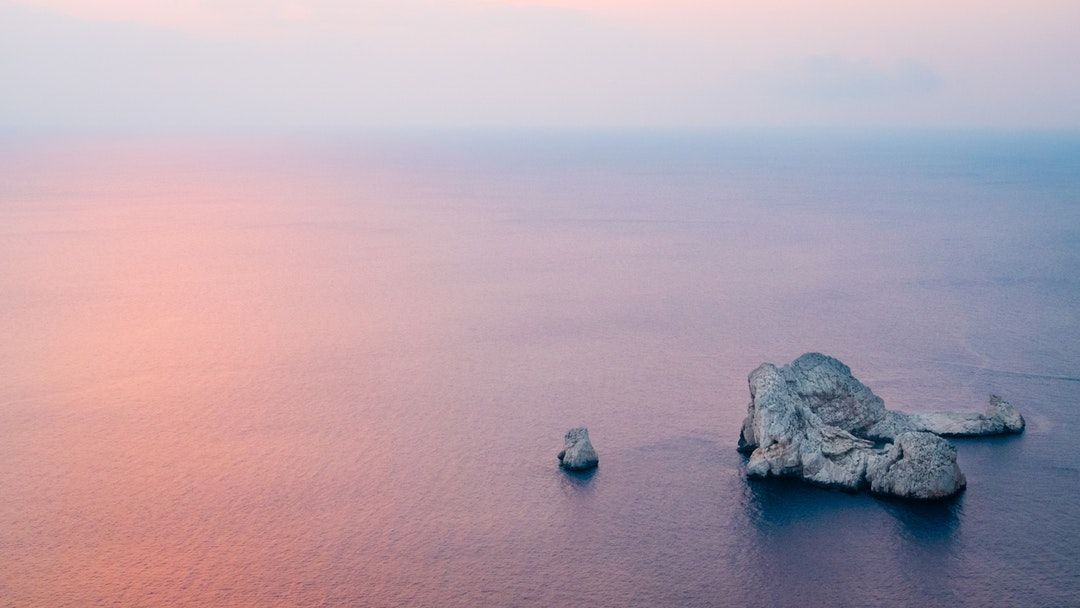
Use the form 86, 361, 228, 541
558, 427, 599, 471
737, 353, 1022, 499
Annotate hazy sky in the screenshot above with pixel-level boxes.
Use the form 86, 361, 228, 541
3, 0, 1079, 129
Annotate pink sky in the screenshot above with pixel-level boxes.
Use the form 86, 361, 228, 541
3, 0, 1079, 128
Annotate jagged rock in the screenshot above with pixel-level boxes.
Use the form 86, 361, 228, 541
738, 353, 1019, 499
783, 353, 887, 435
740, 362, 875, 491
558, 427, 599, 470
867, 432, 966, 499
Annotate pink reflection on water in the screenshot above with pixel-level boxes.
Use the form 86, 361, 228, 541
2, 137, 465, 605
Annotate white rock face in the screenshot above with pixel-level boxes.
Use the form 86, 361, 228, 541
886, 394, 1025, 437
740, 361, 875, 491
866, 432, 967, 500
558, 427, 599, 470
737, 353, 1021, 499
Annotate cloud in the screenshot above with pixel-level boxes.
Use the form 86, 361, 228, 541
767, 56, 944, 101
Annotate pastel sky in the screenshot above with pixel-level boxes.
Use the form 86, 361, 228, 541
3, 0, 1078, 129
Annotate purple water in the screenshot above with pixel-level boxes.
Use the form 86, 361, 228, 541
1, 131, 1078, 606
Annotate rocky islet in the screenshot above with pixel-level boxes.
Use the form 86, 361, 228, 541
736, 352, 1022, 499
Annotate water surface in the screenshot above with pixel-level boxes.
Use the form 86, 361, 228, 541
1, 131, 1078, 606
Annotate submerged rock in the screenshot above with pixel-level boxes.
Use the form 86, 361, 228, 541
558, 427, 599, 470
737, 353, 1019, 499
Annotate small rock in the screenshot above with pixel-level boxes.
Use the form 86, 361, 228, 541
558, 427, 599, 470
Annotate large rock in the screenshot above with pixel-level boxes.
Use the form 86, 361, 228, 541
558, 427, 599, 470
740, 362, 875, 491
737, 353, 1019, 499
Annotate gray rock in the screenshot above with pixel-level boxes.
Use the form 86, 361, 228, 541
867, 432, 966, 499
558, 427, 599, 470
740, 362, 875, 491
786, 352, 887, 435
738, 353, 1019, 499
890, 394, 1025, 437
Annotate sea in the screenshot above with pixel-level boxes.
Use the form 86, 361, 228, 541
1, 130, 1078, 607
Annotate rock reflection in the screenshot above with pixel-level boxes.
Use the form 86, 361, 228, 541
739, 476, 963, 606
879, 492, 964, 543
559, 466, 598, 491
743, 475, 962, 539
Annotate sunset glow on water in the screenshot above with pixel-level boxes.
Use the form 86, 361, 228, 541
2, 133, 1078, 606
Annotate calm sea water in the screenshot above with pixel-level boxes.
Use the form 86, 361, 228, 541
1, 131, 1078, 607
